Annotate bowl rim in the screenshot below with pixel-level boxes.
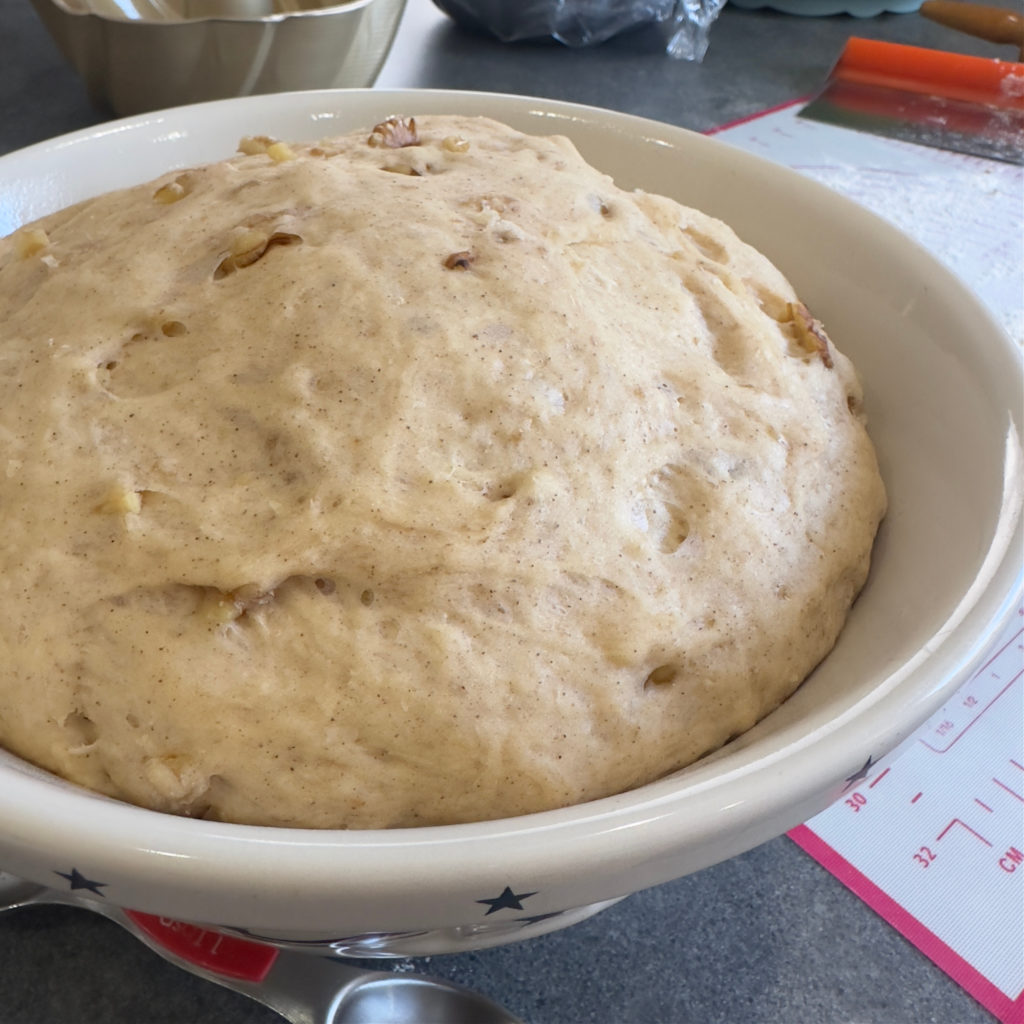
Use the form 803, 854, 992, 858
41, 0, 375, 26
0, 87, 1020, 920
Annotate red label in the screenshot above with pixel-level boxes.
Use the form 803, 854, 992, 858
124, 910, 278, 982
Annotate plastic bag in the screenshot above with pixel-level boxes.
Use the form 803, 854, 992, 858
431, 0, 726, 59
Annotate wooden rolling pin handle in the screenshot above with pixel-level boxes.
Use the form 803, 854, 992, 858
920, 0, 1024, 59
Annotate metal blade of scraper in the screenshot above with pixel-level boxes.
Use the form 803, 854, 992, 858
799, 37, 1024, 165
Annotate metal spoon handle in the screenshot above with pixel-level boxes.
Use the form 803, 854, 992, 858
0, 873, 523, 1024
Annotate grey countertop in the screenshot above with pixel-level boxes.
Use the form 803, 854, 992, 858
0, 0, 1012, 1021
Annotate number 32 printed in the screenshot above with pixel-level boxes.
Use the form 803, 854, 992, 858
914, 846, 937, 868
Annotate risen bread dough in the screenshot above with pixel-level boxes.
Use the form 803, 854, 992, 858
0, 115, 885, 829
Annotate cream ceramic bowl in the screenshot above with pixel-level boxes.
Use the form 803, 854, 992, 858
0, 89, 1020, 957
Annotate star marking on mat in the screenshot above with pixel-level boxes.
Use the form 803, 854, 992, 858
54, 868, 108, 896
476, 886, 537, 916
843, 755, 877, 791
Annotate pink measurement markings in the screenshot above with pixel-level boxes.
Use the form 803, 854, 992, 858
920, 673, 1022, 754
936, 818, 993, 847
868, 767, 891, 789
790, 607, 1024, 1023
993, 777, 1024, 803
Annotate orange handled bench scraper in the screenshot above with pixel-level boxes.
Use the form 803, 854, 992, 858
799, 24, 1024, 164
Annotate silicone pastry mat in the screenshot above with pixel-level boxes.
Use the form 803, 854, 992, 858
711, 102, 1024, 1024
790, 611, 1023, 1024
